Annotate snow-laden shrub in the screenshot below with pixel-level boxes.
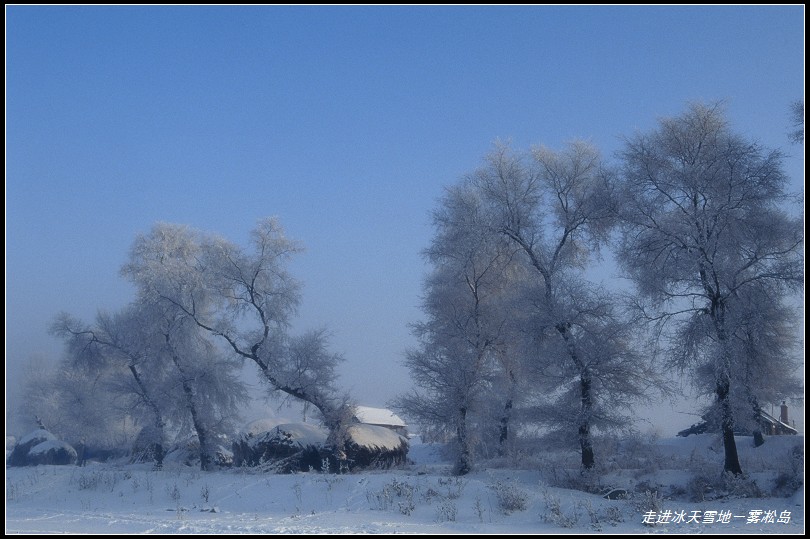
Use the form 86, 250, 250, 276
72, 469, 125, 491
686, 474, 712, 502
686, 470, 765, 501
770, 444, 803, 497
435, 499, 457, 522
772, 472, 802, 497
769, 444, 803, 496
366, 478, 417, 514
545, 466, 604, 494
633, 489, 664, 527
541, 490, 579, 528
490, 480, 528, 514
721, 472, 764, 499
617, 433, 664, 475
437, 476, 466, 499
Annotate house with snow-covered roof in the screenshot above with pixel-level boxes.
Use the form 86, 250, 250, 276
677, 401, 798, 439
352, 406, 408, 436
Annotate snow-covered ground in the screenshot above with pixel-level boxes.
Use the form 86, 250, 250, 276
5, 435, 804, 534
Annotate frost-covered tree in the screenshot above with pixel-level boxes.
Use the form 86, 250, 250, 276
519, 275, 657, 454
728, 285, 803, 431
51, 300, 247, 470
121, 218, 353, 457
462, 141, 656, 469
148, 301, 248, 470
51, 308, 172, 466
684, 281, 802, 444
16, 353, 135, 452
395, 183, 520, 474
617, 102, 804, 474
788, 99, 804, 144
403, 142, 655, 471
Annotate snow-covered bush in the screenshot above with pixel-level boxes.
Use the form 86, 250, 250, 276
686, 470, 765, 502
490, 480, 528, 514
541, 490, 579, 528
366, 478, 416, 514
721, 472, 764, 499
435, 499, 457, 522
633, 489, 664, 527
8, 428, 77, 466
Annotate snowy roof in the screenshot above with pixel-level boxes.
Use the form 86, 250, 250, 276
347, 424, 407, 451
758, 410, 799, 434
678, 409, 798, 437
353, 406, 407, 428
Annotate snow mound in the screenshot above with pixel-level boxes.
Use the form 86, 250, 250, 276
19, 428, 57, 446
29, 440, 75, 456
240, 418, 327, 447
24, 439, 77, 465
241, 418, 285, 437
8, 429, 65, 467
267, 423, 329, 447
233, 422, 328, 469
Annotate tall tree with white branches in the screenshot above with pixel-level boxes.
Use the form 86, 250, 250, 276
616, 102, 804, 475
396, 183, 520, 474
121, 219, 353, 458
431, 141, 656, 470
52, 299, 248, 470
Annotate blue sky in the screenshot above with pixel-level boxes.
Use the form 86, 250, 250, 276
6, 6, 804, 432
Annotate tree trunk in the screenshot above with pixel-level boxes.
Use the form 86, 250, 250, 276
153, 442, 165, 470
710, 302, 743, 476
717, 377, 743, 475
750, 395, 765, 447
181, 378, 213, 471
255, 361, 352, 468
558, 324, 595, 470
498, 369, 517, 455
454, 405, 472, 476
498, 399, 513, 454
185, 305, 352, 467
128, 364, 165, 469
321, 402, 354, 472
165, 335, 213, 471
579, 373, 595, 470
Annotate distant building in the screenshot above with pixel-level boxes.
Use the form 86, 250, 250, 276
762, 402, 799, 435
677, 402, 798, 438
352, 406, 408, 436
